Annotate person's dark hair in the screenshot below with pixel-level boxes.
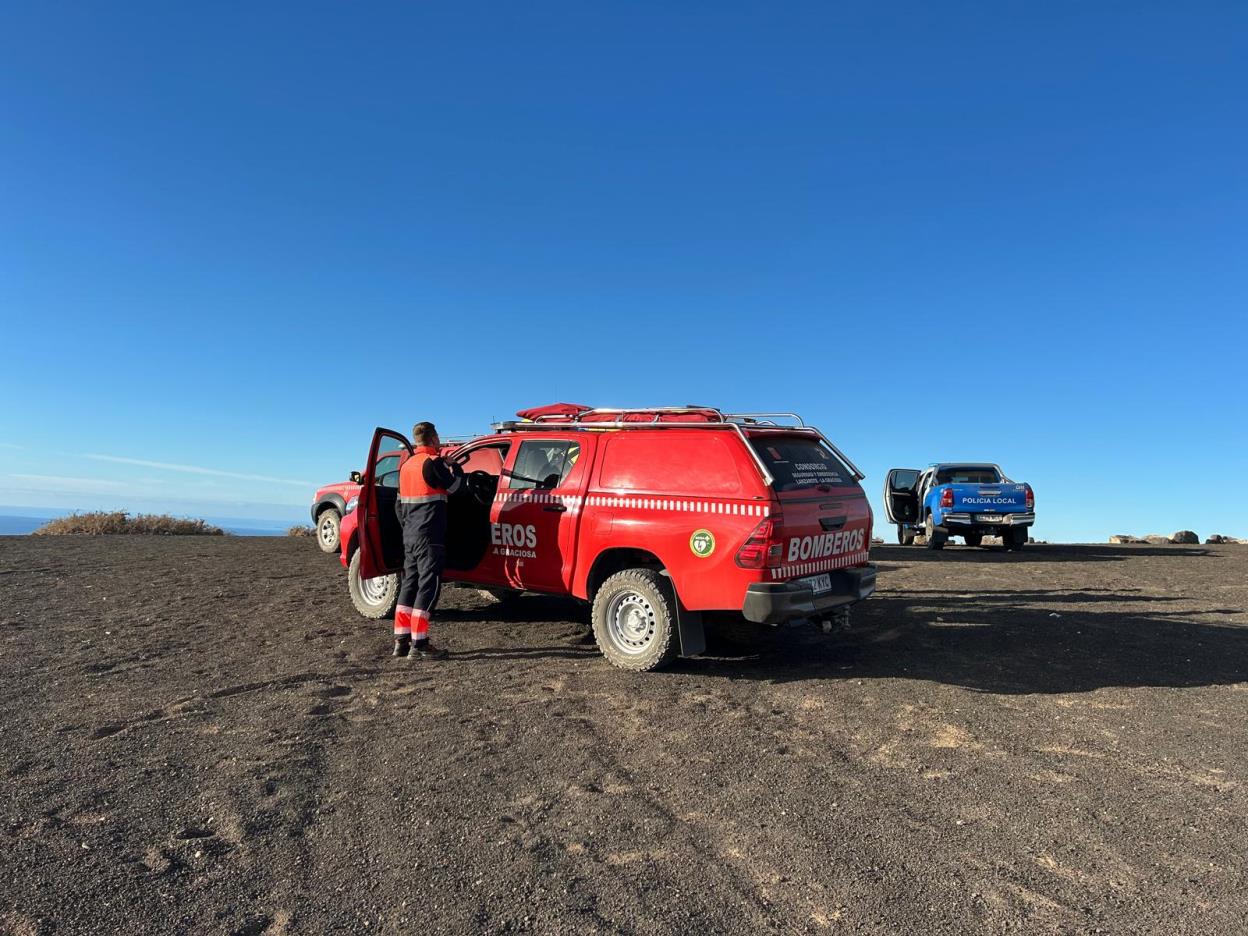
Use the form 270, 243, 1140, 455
412, 421, 438, 445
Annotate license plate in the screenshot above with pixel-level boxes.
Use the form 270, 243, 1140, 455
978, 514, 1003, 523
799, 573, 833, 595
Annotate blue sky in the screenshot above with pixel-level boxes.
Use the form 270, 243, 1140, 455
1, 2, 1245, 540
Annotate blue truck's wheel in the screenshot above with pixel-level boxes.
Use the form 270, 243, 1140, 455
924, 514, 947, 550
1005, 528, 1027, 551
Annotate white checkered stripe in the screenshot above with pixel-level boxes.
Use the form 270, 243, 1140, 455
494, 491, 584, 512
492, 491, 772, 517
770, 549, 871, 580
583, 495, 770, 516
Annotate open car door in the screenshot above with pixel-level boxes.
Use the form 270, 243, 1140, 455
357, 427, 413, 579
883, 468, 921, 524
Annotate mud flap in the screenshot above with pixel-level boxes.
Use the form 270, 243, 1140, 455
674, 604, 705, 657
661, 570, 705, 657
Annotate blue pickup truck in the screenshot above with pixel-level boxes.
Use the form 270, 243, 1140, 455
884, 463, 1035, 550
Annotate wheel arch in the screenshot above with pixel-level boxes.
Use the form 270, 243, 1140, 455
312, 493, 347, 522
582, 547, 665, 603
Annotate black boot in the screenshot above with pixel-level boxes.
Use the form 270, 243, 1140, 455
392, 636, 411, 658
408, 639, 448, 661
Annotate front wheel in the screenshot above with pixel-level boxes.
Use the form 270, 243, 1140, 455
347, 549, 398, 619
316, 509, 341, 553
591, 569, 679, 672
924, 515, 947, 550
897, 525, 916, 546
964, 533, 983, 548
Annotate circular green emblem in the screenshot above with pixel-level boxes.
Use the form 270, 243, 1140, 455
690, 529, 716, 558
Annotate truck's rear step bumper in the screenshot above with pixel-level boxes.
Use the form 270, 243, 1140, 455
743, 564, 877, 625
942, 512, 1035, 526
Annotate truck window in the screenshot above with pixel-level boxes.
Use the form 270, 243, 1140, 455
458, 444, 510, 478
597, 432, 750, 496
750, 436, 854, 491
375, 454, 401, 488
509, 441, 580, 490
934, 466, 1003, 484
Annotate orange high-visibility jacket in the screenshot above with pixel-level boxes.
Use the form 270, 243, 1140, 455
398, 446, 450, 506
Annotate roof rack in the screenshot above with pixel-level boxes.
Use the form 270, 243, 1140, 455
535, 406, 724, 424
725, 412, 807, 428
490, 407, 864, 481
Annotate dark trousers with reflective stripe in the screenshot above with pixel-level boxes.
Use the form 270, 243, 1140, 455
396, 501, 447, 620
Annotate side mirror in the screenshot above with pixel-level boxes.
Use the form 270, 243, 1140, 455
349, 471, 362, 484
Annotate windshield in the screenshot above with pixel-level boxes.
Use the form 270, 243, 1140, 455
935, 466, 1003, 484
750, 435, 855, 491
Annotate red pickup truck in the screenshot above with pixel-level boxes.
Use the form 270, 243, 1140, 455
340, 404, 877, 671
310, 449, 412, 553
310, 475, 361, 554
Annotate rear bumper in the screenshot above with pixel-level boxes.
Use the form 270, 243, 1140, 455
941, 512, 1034, 527
743, 564, 877, 625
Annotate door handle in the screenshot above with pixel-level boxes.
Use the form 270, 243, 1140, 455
543, 505, 567, 513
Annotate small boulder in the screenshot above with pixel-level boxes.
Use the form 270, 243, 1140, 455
1169, 530, 1199, 545
1144, 535, 1170, 545
1206, 534, 1246, 545
1109, 535, 1142, 544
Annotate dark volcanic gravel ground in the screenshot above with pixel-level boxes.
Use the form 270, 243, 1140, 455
2, 537, 1246, 935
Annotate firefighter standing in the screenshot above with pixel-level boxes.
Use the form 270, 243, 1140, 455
394, 421, 462, 660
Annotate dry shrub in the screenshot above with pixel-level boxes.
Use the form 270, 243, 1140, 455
33, 511, 225, 536
286, 525, 315, 537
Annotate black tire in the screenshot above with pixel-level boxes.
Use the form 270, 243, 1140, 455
964, 533, 983, 548
924, 514, 947, 550
347, 549, 398, 619
315, 508, 341, 554
591, 568, 679, 672
897, 525, 917, 546
1005, 528, 1027, 552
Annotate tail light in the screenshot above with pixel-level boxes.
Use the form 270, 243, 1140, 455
1025, 485, 1034, 510
735, 512, 785, 569
939, 488, 953, 508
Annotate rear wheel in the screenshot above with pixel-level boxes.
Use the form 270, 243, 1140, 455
1005, 528, 1027, 551
316, 508, 341, 553
591, 569, 678, 672
964, 533, 983, 548
897, 525, 916, 546
347, 549, 398, 619
924, 514, 947, 550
